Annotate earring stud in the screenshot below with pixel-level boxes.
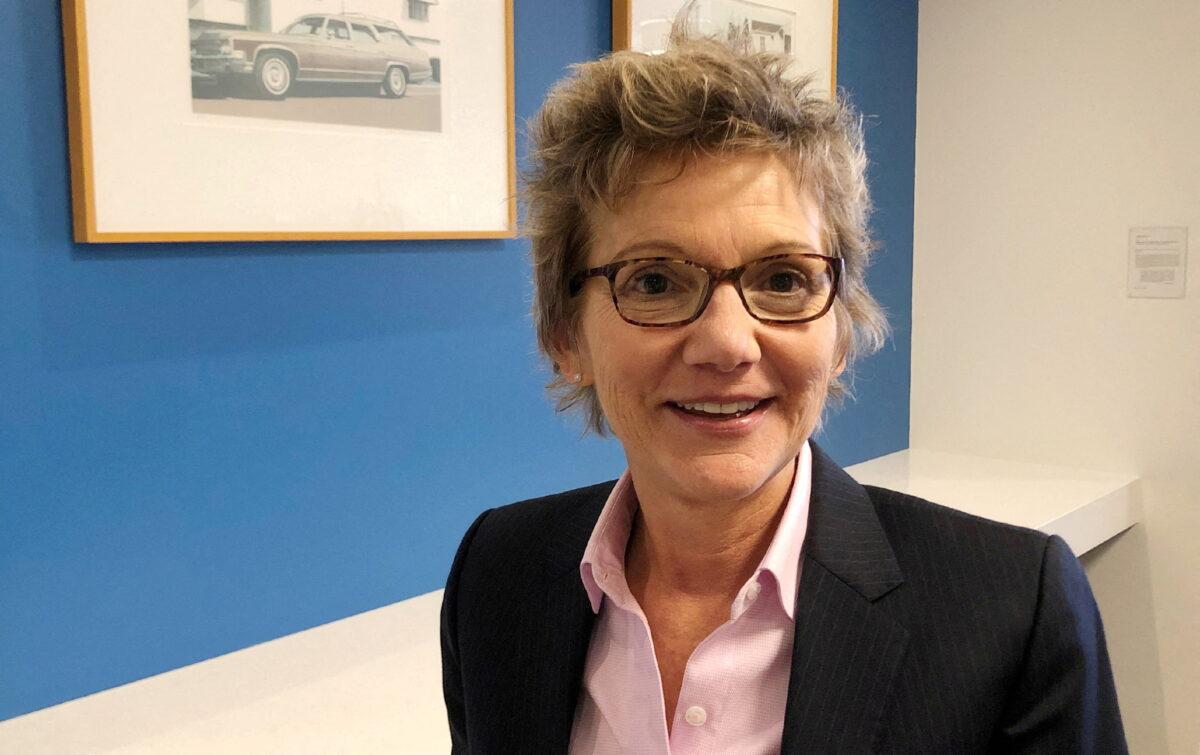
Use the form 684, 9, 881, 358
572, 373, 583, 383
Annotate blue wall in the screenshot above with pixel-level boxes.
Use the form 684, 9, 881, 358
0, 0, 915, 720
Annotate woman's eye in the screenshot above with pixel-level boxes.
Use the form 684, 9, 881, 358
634, 272, 671, 295
767, 271, 805, 292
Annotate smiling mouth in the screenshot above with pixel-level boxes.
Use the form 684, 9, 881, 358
668, 399, 770, 419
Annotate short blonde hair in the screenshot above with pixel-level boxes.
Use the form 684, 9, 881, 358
525, 35, 889, 435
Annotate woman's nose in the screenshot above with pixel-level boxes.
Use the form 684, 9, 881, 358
680, 282, 762, 372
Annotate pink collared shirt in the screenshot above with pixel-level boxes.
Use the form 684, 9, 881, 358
569, 443, 812, 754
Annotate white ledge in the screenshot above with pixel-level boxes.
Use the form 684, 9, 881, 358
0, 591, 451, 755
0, 449, 1141, 753
846, 448, 1142, 556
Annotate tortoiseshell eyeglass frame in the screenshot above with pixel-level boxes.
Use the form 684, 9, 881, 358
567, 253, 844, 328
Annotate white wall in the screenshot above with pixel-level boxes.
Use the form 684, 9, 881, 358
913, 1, 1199, 752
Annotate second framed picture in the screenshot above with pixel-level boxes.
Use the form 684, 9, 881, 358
612, 0, 837, 97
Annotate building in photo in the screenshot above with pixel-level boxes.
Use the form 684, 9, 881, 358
188, 0, 272, 34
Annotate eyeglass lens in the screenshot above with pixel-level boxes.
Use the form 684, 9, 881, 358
611, 255, 834, 325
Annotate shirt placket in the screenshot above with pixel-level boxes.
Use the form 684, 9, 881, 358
667, 618, 736, 753
598, 570, 673, 753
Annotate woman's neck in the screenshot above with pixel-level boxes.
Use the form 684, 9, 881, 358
623, 461, 795, 602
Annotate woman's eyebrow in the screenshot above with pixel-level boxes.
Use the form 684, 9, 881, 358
609, 240, 689, 262
758, 241, 823, 255
609, 239, 822, 263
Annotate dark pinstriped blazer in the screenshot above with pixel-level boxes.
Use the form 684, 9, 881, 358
440, 443, 1127, 753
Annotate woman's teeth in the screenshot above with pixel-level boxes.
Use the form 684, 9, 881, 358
675, 400, 762, 415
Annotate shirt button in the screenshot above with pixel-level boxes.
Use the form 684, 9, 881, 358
684, 705, 707, 726
746, 581, 762, 602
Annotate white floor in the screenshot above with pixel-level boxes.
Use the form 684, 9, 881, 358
0, 449, 1140, 754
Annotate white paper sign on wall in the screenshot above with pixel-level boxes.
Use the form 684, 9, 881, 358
1128, 227, 1188, 298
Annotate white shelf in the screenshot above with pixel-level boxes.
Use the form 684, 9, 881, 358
846, 448, 1141, 556
0, 592, 451, 754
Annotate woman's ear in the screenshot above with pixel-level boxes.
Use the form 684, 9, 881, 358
549, 327, 587, 385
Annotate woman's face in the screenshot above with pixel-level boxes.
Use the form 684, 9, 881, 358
561, 153, 843, 506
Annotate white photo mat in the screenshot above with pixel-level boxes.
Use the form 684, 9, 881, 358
62, 0, 515, 242
612, 0, 836, 97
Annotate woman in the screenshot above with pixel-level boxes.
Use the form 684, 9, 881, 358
441, 35, 1126, 753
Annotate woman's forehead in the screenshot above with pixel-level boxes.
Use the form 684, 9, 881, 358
586, 153, 824, 266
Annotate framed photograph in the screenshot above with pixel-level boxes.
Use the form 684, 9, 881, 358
612, 0, 837, 97
61, 0, 514, 243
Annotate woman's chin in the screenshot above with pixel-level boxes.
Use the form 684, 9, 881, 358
659, 454, 790, 506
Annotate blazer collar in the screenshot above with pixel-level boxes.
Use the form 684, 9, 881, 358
803, 441, 904, 600
542, 480, 613, 579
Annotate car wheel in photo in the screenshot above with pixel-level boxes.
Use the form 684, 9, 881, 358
383, 66, 408, 98
254, 53, 293, 99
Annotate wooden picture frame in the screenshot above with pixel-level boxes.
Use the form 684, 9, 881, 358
61, 0, 515, 243
612, 0, 837, 95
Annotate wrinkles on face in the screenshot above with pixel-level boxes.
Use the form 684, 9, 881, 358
566, 153, 840, 510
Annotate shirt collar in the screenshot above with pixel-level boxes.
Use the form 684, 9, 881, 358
579, 441, 812, 620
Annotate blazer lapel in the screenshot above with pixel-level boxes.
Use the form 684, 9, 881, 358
518, 569, 596, 751
516, 483, 610, 752
781, 444, 909, 754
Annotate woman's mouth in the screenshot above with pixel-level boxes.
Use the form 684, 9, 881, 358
668, 398, 770, 420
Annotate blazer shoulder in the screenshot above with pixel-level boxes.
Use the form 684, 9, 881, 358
862, 484, 1054, 601
864, 483, 1050, 551
450, 480, 616, 589
474, 479, 617, 544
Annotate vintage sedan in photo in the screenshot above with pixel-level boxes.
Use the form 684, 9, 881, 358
190, 13, 435, 99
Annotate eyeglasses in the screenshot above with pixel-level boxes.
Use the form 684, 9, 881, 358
568, 253, 843, 327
